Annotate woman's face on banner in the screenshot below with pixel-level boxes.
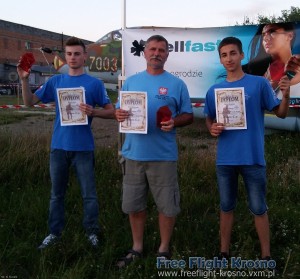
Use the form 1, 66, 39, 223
262, 24, 294, 56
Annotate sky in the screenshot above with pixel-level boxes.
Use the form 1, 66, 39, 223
0, 0, 299, 42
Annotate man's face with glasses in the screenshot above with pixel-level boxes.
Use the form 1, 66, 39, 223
262, 24, 294, 55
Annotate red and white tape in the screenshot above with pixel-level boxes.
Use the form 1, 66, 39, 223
0, 104, 55, 109
191, 102, 300, 108
192, 103, 205, 108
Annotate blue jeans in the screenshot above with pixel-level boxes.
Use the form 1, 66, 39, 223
216, 165, 267, 215
49, 149, 99, 236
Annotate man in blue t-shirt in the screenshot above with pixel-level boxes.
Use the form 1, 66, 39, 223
17, 37, 115, 249
115, 35, 193, 267
205, 37, 290, 262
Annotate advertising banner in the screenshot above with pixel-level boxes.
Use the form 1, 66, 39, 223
122, 23, 300, 108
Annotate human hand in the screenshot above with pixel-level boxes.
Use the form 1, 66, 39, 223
79, 103, 94, 116
17, 57, 30, 81
160, 118, 174, 132
278, 76, 291, 99
115, 109, 130, 122
285, 54, 300, 85
209, 122, 224, 137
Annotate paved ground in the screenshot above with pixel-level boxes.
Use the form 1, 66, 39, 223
1, 111, 216, 155
1, 113, 119, 147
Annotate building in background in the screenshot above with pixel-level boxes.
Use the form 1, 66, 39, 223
0, 19, 93, 94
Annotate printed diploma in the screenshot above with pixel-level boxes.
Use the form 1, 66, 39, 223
119, 91, 148, 134
57, 87, 88, 126
215, 87, 247, 130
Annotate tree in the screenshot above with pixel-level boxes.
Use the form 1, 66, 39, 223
237, 6, 300, 25
278, 6, 300, 22
257, 15, 278, 24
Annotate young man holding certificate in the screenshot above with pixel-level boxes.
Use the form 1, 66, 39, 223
17, 37, 115, 249
204, 37, 290, 262
115, 35, 193, 268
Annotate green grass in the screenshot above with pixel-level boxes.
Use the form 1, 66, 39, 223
0, 113, 299, 279
0, 95, 24, 106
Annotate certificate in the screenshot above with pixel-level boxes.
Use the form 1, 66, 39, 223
119, 91, 147, 134
57, 87, 88, 126
215, 87, 247, 130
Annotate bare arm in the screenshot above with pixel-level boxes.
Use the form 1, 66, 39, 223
80, 103, 115, 119
273, 76, 291, 119
160, 113, 193, 132
173, 113, 194, 127
17, 66, 40, 106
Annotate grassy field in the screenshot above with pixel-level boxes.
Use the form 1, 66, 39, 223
0, 105, 299, 278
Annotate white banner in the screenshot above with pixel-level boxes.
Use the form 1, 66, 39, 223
122, 24, 300, 107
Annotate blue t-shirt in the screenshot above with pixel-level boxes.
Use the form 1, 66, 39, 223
204, 74, 280, 166
36, 74, 111, 151
120, 70, 193, 161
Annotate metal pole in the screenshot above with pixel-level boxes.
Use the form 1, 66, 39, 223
118, 0, 126, 94
121, 0, 126, 78
118, 0, 127, 168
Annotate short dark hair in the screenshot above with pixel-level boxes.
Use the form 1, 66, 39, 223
218, 37, 243, 56
145, 35, 169, 50
267, 22, 295, 32
65, 36, 86, 52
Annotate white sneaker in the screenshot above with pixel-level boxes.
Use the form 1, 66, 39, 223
38, 234, 60, 249
87, 233, 99, 248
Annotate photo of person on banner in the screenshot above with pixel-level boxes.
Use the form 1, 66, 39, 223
243, 22, 300, 99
